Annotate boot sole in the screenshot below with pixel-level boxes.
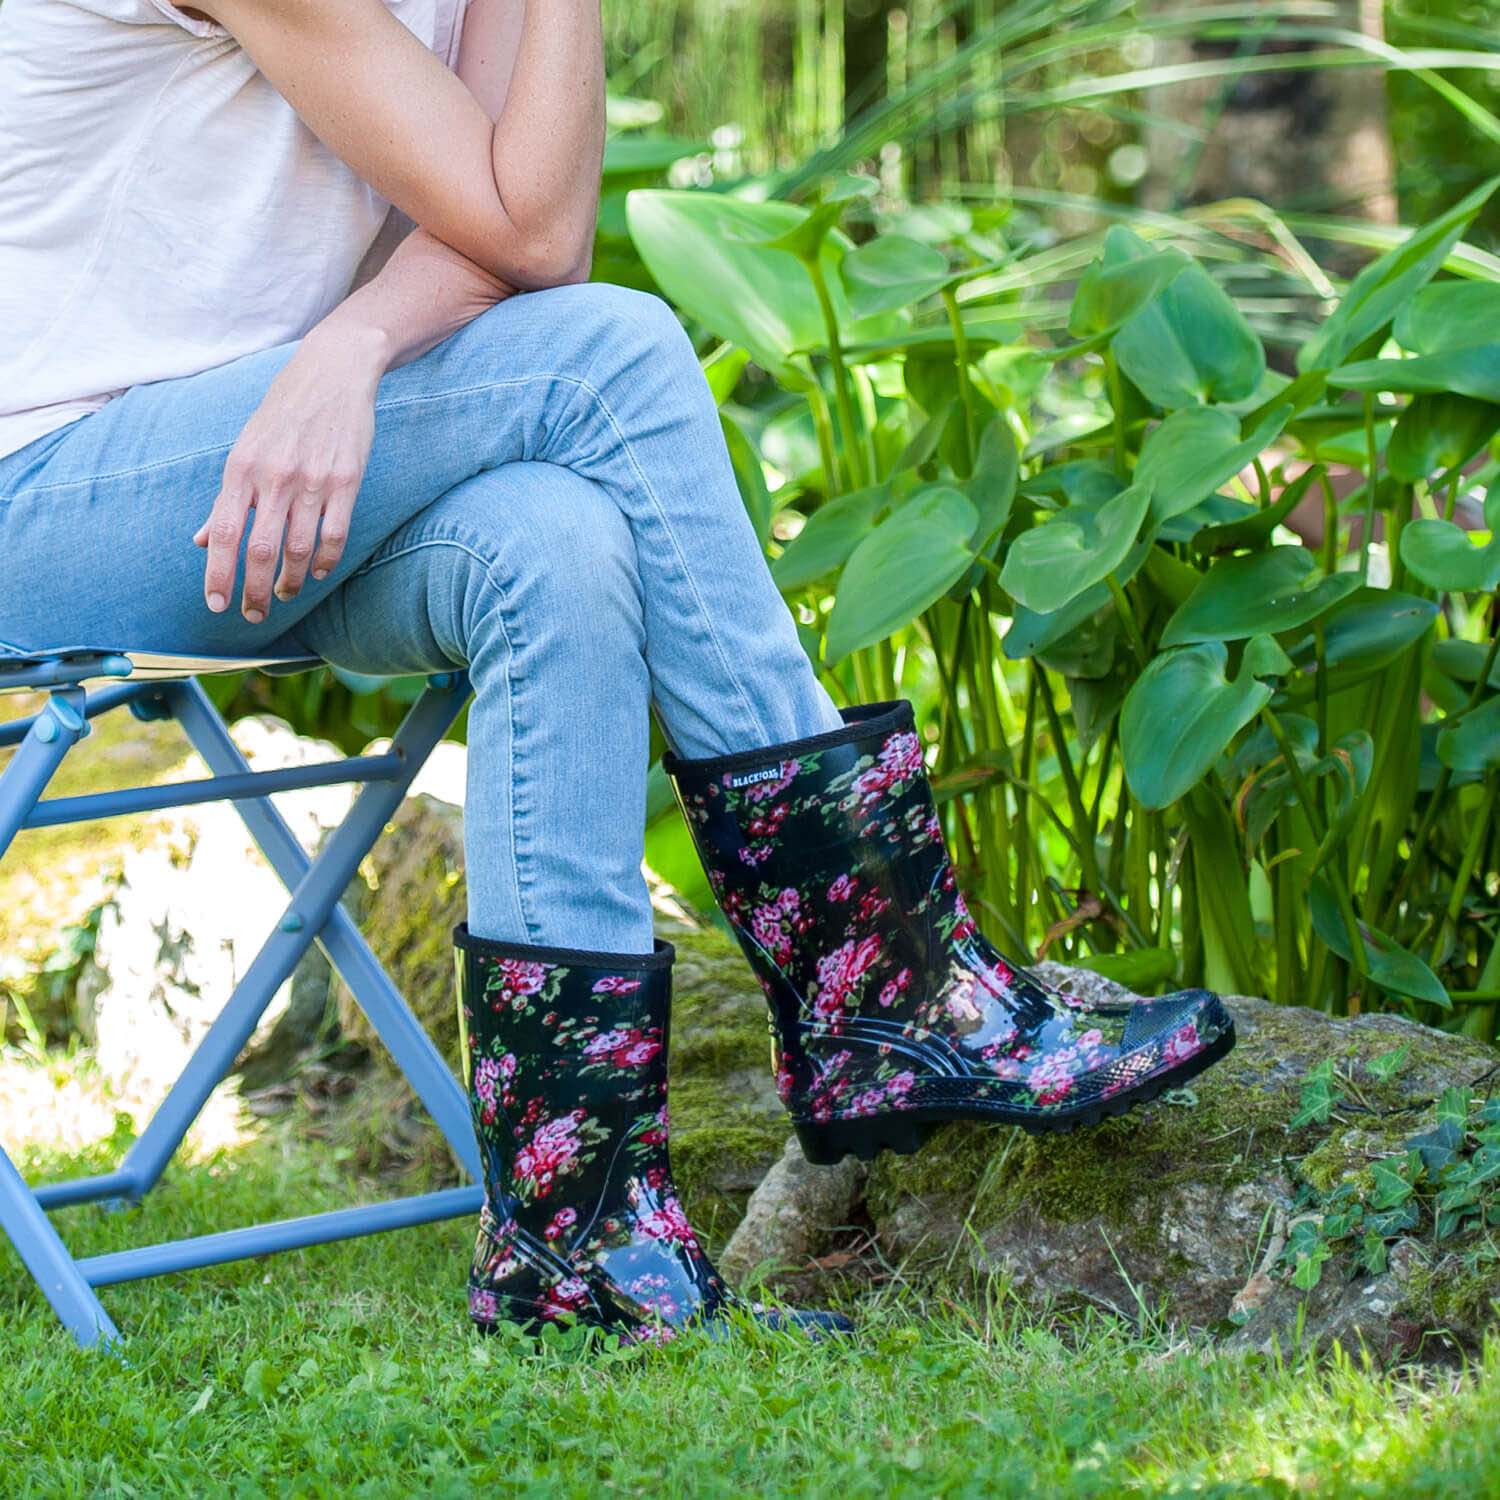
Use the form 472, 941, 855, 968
792, 1022, 1237, 1166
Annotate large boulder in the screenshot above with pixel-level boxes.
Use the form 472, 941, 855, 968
738, 963, 1500, 1357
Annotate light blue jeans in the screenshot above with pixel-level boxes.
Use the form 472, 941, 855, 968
0, 282, 845, 953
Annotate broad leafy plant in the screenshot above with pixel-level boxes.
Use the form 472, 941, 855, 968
627, 168, 1500, 1035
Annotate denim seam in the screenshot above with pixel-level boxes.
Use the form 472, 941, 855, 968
377, 372, 771, 745
349, 532, 539, 946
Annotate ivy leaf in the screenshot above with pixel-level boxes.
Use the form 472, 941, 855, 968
1405, 1120, 1463, 1174
1364, 1043, 1412, 1083
1437, 1085, 1474, 1129
1290, 1238, 1332, 1291
1358, 1229, 1389, 1276
1369, 1152, 1423, 1211
1291, 1059, 1344, 1129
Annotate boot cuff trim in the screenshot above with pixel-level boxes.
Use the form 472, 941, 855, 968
452, 923, 675, 971
661, 700, 915, 780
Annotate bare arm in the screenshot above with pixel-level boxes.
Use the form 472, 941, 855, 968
191, 0, 606, 618
199, 0, 605, 288
303, 0, 578, 377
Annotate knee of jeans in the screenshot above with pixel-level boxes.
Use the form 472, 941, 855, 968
464, 466, 645, 657
539, 281, 698, 373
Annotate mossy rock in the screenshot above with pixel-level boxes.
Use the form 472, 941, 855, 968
339, 795, 787, 1250
859, 966, 1500, 1352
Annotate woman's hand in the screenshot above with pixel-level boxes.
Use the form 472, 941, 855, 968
193, 324, 389, 622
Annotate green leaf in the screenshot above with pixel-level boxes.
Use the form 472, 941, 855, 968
1067, 948, 1177, 991
771, 482, 891, 591
1369, 1153, 1423, 1212
242, 1360, 284, 1402
1281, 588, 1440, 687
1188, 465, 1322, 557
1436, 692, 1500, 774
626, 190, 889, 385
824, 487, 978, 661
1307, 877, 1452, 1008
720, 411, 773, 547
1136, 405, 1292, 523
1002, 541, 1152, 662
1019, 460, 1123, 509
966, 414, 1020, 552
1291, 1060, 1343, 1129
1290, 1239, 1331, 1292
1395, 279, 1500, 355
1120, 637, 1285, 810
1387, 393, 1500, 483
1438, 1085, 1473, 1129
1297, 176, 1500, 373
1067, 227, 1190, 339
1161, 547, 1362, 647
999, 481, 1152, 615
1399, 480, 1500, 593
1365, 1042, 1412, 1083
1331, 346, 1500, 404
1113, 261, 1266, 409
841, 235, 953, 318
1407, 1120, 1464, 1174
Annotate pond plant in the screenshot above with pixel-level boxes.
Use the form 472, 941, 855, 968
624, 167, 1500, 1039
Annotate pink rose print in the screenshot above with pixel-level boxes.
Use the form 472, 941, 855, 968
488, 957, 552, 1011
628, 1272, 682, 1322
541, 1276, 590, 1319
878, 967, 913, 1008
513, 1109, 586, 1197
812, 934, 883, 1022
593, 975, 642, 994
636, 1194, 699, 1248
582, 1026, 662, 1069
775, 1058, 796, 1102
828, 874, 857, 902
639, 1103, 670, 1147
1162, 1021, 1202, 1065
474, 1057, 500, 1100
543, 1206, 577, 1241
744, 763, 798, 803
469, 1288, 499, 1322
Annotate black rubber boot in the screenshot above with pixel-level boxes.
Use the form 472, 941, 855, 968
454, 923, 851, 1342
662, 700, 1236, 1165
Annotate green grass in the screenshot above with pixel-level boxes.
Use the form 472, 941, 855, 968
4, 1063, 1500, 1499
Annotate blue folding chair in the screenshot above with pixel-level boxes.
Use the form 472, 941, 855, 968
0, 646, 485, 1346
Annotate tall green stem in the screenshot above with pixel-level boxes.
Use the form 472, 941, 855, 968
806, 257, 868, 492
942, 285, 977, 477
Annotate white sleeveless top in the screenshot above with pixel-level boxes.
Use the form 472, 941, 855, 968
0, 0, 471, 464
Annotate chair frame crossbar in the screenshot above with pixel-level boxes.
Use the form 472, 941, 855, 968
0, 658, 484, 1347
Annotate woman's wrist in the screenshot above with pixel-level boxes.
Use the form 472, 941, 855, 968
297, 315, 395, 394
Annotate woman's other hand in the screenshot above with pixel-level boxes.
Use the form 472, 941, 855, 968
193, 323, 387, 621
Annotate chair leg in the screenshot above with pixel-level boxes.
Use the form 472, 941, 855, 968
0, 1146, 119, 1347
0, 691, 86, 860
117, 675, 482, 1193
168, 676, 482, 1181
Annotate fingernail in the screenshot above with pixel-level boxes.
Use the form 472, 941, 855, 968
244, 608, 265, 625
312, 568, 329, 581
207, 593, 226, 613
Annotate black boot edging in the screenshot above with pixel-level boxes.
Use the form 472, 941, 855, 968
662, 701, 1237, 1163
454, 921, 853, 1341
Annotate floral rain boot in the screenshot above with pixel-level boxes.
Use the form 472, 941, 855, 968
455, 923, 851, 1341
662, 700, 1236, 1165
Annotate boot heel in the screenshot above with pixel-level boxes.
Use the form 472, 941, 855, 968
794, 1114, 935, 1165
